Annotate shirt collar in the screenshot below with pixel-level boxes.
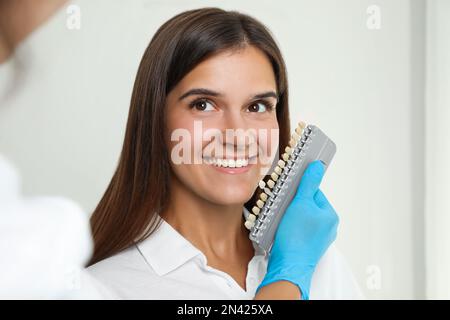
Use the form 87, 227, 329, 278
136, 215, 266, 277
136, 218, 204, 276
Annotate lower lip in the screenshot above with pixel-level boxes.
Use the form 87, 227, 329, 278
209, 163, 254, 174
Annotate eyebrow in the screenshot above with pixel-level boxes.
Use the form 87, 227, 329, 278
178, 88, 278, 102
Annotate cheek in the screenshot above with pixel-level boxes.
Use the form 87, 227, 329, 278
256, 121, 280, 170
166, 123, 209, 167
267, 122, 280, 154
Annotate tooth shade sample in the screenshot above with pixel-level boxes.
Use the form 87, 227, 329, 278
264, 187, 274, 197
274, 166, 282, 175
258, 180, 266, 189
244, 220, 254, 230
256, 200, 264, 208
289, 139, 296, 147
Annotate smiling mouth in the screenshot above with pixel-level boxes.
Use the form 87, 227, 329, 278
203, 156, 257, 168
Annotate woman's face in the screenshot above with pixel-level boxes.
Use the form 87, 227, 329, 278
165, 45, 279, 206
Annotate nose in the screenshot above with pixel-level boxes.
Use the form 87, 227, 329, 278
223, 107, 248, 131
216, 108, 257, 158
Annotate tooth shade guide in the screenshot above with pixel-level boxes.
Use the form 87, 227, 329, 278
247, 120, 306, 230
246, 123, 337, 255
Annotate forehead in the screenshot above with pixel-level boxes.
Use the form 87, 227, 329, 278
173, 46, 277, 100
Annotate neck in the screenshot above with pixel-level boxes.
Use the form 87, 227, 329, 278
160, 175, 254, 259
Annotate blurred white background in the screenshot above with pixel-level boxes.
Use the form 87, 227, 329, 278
0, 0, 448, 299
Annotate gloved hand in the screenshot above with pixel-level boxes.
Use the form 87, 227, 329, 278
256, 160, 339, 300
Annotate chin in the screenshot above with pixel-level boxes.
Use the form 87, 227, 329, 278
207, 187, 255, 206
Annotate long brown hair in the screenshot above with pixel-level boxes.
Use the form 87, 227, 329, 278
88, 7, 291, 266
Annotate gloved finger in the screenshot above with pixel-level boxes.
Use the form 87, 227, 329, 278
295, 160, 325, 199
314, 190, 339, 230
313, 189, 332, 209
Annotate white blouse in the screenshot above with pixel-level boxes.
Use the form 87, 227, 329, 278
87, 218, 364, 299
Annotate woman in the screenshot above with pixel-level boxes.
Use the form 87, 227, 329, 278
87, 7, 362, 300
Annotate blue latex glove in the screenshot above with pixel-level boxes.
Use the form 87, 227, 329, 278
256, 160, 339, 300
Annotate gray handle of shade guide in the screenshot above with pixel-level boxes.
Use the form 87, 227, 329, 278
246, 125, 336, 255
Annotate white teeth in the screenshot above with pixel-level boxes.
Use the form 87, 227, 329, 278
204, 157, 251, 168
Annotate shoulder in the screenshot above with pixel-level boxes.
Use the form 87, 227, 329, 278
86, 245, 161, 299
310, 244, 365, 299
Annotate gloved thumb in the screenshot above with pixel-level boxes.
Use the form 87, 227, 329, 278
295, 160, 325, 199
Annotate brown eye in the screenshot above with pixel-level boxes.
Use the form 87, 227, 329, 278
190, 99, 215, 111
247, 102, 270, 113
